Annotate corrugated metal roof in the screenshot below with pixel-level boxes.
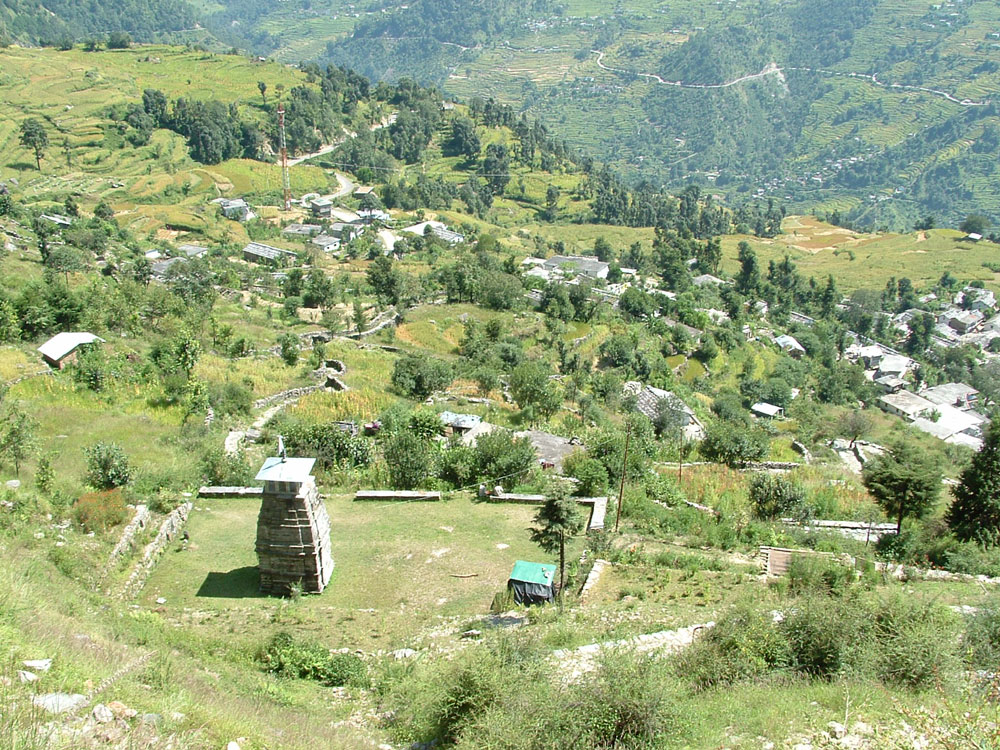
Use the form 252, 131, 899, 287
38, 332, 104, 362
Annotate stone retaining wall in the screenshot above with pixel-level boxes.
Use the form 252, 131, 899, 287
120, 502, 192, 599
253, 385, 323, 410
106, 505, 150, 568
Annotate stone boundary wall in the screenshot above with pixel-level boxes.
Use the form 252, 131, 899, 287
106, 505, 150, 568
579, 559, 609, 602
253, 385, 323, 410
120, 502, 192, 599
198, 486, 264, 498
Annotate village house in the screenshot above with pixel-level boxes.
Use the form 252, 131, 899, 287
401, 220, 465, 245
911, 404, 986, 450
38, 331, 104, 369
39, 213, 73, 227
874, 353, 914, 380
921, 382, 979, 410
878, 390, 936, 421
328, 222, 363, 243
282, 223, 322, 238
438, 411, 482, 437
692, 273, 725, 287
939, 307, 985, 334
541, 254, 610, 281
624, 382, 705, 440
775, 334, 806, 358
957, 287, 997, 313
177, 243, 209, 259
309, 197, 333, 218
751, 402, 784, 419
151, 256, 187, 281
358, 208, 391, 224
242, 242, 298, 267
310, 235, 341, 253
514, 430, 581, 472
215, 198, 255, 222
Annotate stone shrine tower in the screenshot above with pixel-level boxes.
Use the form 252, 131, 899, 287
254, 450, 333, 595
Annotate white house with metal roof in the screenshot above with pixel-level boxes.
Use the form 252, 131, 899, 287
38, 332, 104, 369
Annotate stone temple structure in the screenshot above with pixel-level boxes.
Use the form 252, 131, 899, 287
254, 452, 333, 596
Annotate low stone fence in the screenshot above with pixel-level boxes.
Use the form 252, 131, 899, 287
198, 486, 264, 498
354, 490, 442, 502
119, 502, 192, 599
106, 505, 150, 568
253, 384, 324, 410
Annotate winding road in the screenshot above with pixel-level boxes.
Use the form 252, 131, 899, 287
593, 51, 991, 106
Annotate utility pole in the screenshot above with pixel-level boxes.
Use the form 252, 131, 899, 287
614, 423, 631, 533
278, 102, 291, 211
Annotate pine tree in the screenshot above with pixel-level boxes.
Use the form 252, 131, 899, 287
529, 482, 585, 603
947, 420, 1000, 547
862, 441, 941, 534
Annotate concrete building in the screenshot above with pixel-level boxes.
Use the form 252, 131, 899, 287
216, 198, 255, 222
151, 256, 187, 281
921, 382, 979, 410
255, 454, 333, 596
310, 235, 341, 253
281, 223, 322, 238
177, 243, 209, 259
624, 381, 705, 440
541, 254, 610, 280
775, 334, 806, 358
751, 402, 784, 419
878, 391, 936, 420
309, 197, 333, 218
401, 220, 465, 245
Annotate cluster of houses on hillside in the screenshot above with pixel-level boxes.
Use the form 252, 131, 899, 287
887, 285, 1000, 350
840, 340, 988, 450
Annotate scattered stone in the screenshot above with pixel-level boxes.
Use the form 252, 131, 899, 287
828, 722, 847, 739
5, 479, 20, 490
33, 531, 44, 539
495, 543, 509, 550
439, 526, 454, 533
93, 704, 114, 723
17, 670, 38, 683
226, 742, 241, 750
33, 693, 87, 713
140, 713, 162, 726
107, 700, 137, 719
156, 597, 167, 605
170, 711, 186, 722
461, 629, 482, 640
851, 722, 872, 736
391, 648, 417, 660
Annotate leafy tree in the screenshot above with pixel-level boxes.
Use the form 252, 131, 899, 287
862, 441, 941, 534
278, 333, 300, 366
701, 420, 768, 468
838, 410, 874, 448
480, 143, 510, 196
391, 353, 453, 399
509, 360, 561, 424
563, 452, 609, 496
749, 473, 808, 520
960, 214, 990, 236
107, 31, 131, 49
735, 241, 760, 296
172, 329, 201, 377
384, 431, 432, 490
947, 421, 1000, 547
367, 255, 402, 305
84, 441, 132, 490
19, 118, 49, 170
35, 452, 55, 494
443, 115, 480, 159
0, 404, 38, 476
545, 185, 560, 220
0, 298, 21, 342
257, 81, 268, 104
93, 201, 114, 221
529, 482, 584, 600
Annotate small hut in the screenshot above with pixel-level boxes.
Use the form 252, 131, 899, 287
507, 560, 556, 605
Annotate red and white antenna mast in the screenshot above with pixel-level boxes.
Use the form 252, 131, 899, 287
278, 102, 291, 211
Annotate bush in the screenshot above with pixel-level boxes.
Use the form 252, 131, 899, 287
84, 442, 132, 490
257, 632, 368, 687
200, 446, 253, 486
208, 381, 253, 416
677, 601, 792, 690
73, 490, 128, 532
748, 472, 808, 520
785, 555, 856, 598
963, 595, 1000, 669
384, 431, 432, 490
781, 596, 864, 678
871, 593, 959, 688
700, 420, 768, 468
563, 452, 609, 496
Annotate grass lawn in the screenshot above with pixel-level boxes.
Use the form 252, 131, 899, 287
142, 492, 575, 650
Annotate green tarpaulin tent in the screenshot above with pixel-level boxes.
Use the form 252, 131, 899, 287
507, 560, 556, 605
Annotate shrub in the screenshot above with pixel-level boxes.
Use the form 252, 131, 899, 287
700, 420, 768, 468
208, 381, 253, 416
963, 595, 1000, 669
871, 593, 959, 688
563, 452, 609, 496
384, 431, 432, 490
84, 442, 132, 490
748, 472, 809, 520
257, 632, 368, 687
677, 601, 792, 690
73, 490, 128, 532
785, 555, 856, 598
781, 596, 865, 678
200, 446, 253, 486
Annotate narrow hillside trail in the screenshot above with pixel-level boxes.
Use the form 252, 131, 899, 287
593, 51, 992, 106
